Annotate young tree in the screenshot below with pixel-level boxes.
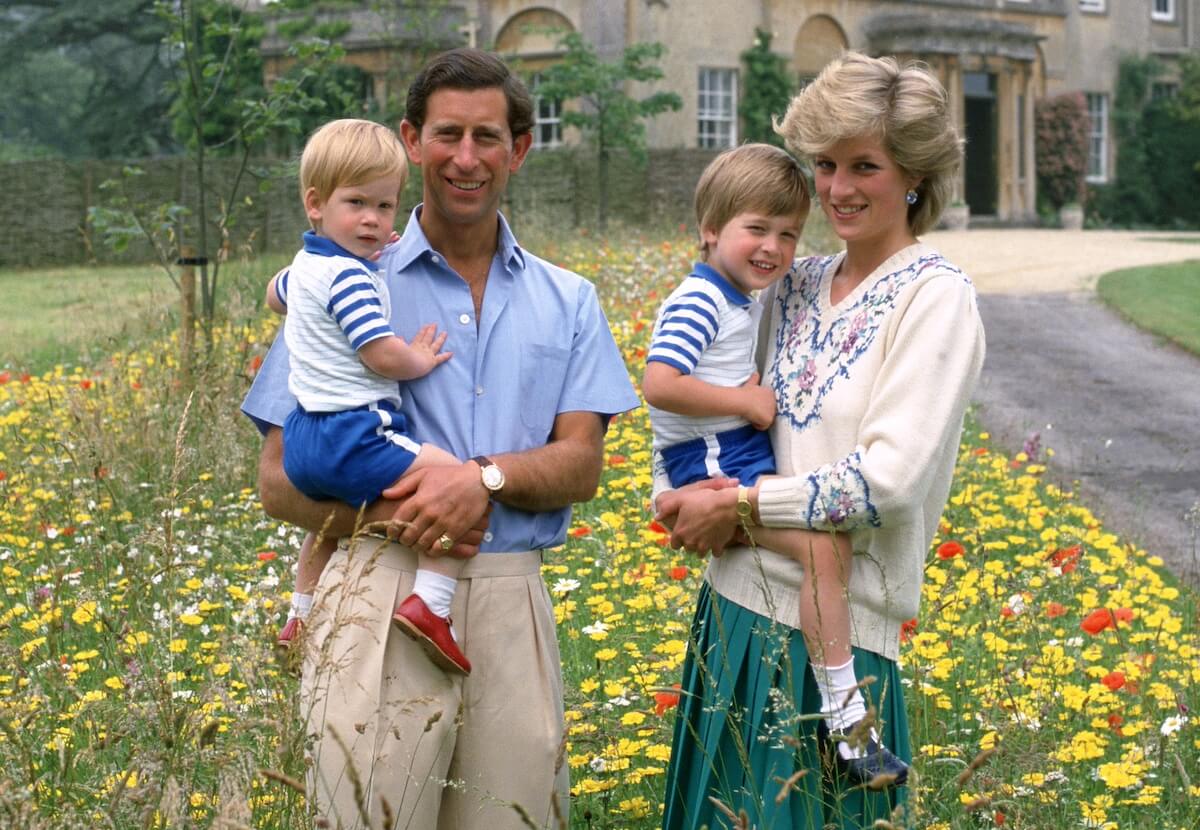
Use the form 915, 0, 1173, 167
533, 32, 682, 230
90, 0, 355, 367
739, 28, 793, 147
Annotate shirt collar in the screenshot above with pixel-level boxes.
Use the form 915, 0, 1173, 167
388, 206, 527, 274
692, 261, 752, 306
301, 230, 380, 271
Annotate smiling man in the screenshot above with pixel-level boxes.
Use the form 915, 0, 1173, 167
241, 49, 638, 829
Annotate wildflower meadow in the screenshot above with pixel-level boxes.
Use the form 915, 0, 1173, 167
0, 234, 1197, 829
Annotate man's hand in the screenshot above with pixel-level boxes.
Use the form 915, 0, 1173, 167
381, 462, 491, 556
654, 477, 741, 557
739, 372, 777, 431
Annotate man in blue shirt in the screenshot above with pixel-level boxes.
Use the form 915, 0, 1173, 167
242, 48, 639, 829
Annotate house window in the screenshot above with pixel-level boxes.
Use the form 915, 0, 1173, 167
530, 74, 562, 149
1152, 0, 1175, 21
1079, 0, 1105, 12
698, 68, 737, 149
1152, 81, 1179, 100
1086, 93, 1108, 183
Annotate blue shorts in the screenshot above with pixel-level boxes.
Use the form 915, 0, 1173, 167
659, 423, 776, 489
282, 400, 421, 506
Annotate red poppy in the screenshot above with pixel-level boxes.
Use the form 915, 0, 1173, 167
669, 565, 689, 581
1107, 713, 1124, 734
1081, 609, 1115, 635
994, 812, 1006, 827
1000, 606, 1015, 618
20, 372, 31, 383
648, 520, 669, 535
936, 541, 964, 560
571, 526, 592, 537
900, 618, 918, 643
1114, 607, 1134, 623
0, 371, 9, 384
1049, 545, 1082, 574
80, 379, 93, 390
654, 684, 681, 716
608, 454, 627, 465
1101, 671, 1125, 691
0, 471, 6, 482
257, 551, 278, 561
248, 355, 264, 374
1044, 601, 1067, 618
633, 321, 646, 333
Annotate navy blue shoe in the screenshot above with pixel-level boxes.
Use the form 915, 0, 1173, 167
818, 720, 909, 789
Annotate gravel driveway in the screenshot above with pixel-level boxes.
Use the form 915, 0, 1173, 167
922, 229, 1200, 587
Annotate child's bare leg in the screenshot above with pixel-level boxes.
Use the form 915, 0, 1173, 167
753, 527, 853, 667
296, 531, 336, 596
279, 531, 336, 645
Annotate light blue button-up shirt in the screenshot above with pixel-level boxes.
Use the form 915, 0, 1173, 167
242, 208, 641, 552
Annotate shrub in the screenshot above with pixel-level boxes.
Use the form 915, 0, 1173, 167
1035, 92, 1090, 210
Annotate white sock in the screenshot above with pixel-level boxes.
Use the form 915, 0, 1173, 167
411, 570, 457, 620
289, 592, 313, 621
813, 657, 868, 732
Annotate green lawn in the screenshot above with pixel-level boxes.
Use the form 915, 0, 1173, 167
0, 263, 171, 371
0, 257, 287, 373
1097, 259, 1200, 356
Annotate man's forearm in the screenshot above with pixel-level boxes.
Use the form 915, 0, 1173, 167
492, 411, 606, 512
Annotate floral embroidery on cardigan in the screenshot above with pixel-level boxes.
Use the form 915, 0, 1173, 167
769, 252, 961, 432
767, 250, 965, 530
804, 450, 879, 529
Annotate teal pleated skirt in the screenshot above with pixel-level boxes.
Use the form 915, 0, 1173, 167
662, 583, 911, 830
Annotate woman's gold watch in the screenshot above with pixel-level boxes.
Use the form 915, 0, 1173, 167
736, 485, 753, 524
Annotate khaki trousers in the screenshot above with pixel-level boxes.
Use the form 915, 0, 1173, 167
300, 537, 569, 829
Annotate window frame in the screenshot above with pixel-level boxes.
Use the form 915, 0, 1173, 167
697, 67, 738, 149
1085, 92, 1109, 184
529, 72, 562, 150
1152, 0, 1175, 22
1079, 0, 1105, 13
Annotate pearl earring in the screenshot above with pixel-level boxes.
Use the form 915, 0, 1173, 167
905, 189, 919, 206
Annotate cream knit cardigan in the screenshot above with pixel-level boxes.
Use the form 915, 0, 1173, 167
702, 242, 986, 661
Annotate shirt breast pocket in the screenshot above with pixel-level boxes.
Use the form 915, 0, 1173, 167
520, 343, 570, 435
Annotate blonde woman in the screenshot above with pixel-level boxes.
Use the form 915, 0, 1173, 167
657, 52, 986, 829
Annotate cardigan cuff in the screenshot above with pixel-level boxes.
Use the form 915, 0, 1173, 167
756, 477, 815, 529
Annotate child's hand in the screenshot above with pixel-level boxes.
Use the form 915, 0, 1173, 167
406, 323, 452, 377
368, 231, 402, 261
740, 372, 776, 430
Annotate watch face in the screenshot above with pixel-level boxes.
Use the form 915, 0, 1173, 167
482, 465, 505, 491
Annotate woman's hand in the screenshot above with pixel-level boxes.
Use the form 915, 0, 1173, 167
654, 478, 742, 557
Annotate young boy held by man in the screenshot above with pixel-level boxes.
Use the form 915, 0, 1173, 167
267, 118, 472, 676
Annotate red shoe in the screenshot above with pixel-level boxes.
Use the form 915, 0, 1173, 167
277, 616, 303, 648
393, 594, 471, 676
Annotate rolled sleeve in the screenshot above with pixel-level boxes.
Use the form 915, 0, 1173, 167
240, 328, 298, 434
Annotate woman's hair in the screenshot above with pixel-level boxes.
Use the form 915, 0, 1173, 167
775, 52, 962, 236
299, 118, 408, 203
694, 143, 810, 260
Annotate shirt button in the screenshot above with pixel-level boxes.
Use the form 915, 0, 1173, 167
475, 386, 484, 396
483, 532, 494, 543
431, 254, 441, 264
459, 313, 471, 325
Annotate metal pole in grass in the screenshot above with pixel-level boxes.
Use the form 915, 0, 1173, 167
176, 246, 205, 382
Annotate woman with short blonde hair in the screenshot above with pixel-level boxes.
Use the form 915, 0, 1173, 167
658, 52, 985, 829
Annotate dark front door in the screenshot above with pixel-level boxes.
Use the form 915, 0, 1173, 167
963, 71, 998, 216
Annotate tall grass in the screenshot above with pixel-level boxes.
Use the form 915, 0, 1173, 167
0, 232, 1195, 828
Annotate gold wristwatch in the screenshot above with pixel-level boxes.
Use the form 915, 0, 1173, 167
736, 486, 753, 523
472, 455, 505, 495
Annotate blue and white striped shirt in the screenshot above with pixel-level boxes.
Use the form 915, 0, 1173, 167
646, 262, 761, 448
278, 231, 401, 412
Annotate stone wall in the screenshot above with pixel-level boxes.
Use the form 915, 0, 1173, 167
1, 147, 721, 269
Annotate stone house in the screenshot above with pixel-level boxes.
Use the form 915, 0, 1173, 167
261, 1, 1198, 224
